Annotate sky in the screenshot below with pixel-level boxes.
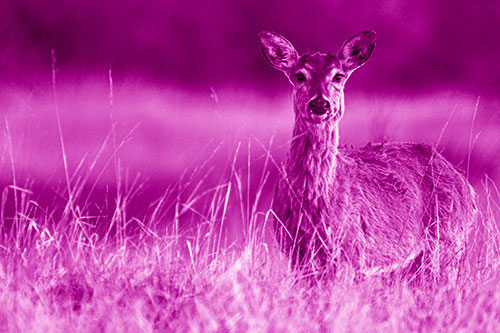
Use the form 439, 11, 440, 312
1, 0, 500, 94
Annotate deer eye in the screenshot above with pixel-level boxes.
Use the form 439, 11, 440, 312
333, 73, 345, 82
293, 73, 307, 83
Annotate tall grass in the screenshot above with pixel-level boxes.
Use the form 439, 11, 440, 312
1, 134, 500, 332
1, 69, 499, 331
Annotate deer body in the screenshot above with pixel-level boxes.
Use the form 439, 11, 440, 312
259, 31, 476, 278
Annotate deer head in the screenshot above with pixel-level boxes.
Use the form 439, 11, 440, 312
258, 31, 376, 126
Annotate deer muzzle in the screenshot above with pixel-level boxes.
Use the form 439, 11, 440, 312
308, 97, 332, 119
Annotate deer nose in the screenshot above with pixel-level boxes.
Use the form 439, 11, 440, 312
309, 98, 330, 115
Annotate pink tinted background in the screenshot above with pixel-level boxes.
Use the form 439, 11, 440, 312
2, 0, 500, 93
1, 0, 499, 229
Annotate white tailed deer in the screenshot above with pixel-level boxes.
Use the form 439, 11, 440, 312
259, 30, 476, 282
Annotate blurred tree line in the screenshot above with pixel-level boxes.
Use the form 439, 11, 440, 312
1, 0, 499, 94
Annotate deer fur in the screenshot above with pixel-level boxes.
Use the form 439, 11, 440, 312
258, 30, 477, 281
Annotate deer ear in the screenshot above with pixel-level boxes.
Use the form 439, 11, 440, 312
337, 31, 376, 72
258, 31, 298, 72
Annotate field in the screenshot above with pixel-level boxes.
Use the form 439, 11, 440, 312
1, 73, 500, 332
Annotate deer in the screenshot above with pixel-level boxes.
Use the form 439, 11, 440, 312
258, 30, 477, 283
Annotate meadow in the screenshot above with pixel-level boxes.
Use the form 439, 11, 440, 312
1, 73, 500, 332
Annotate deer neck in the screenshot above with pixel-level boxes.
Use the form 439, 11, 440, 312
286, 115, 339, 203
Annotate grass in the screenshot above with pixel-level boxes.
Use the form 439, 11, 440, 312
1, 139, 500, 332
1, 69, 499, 331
